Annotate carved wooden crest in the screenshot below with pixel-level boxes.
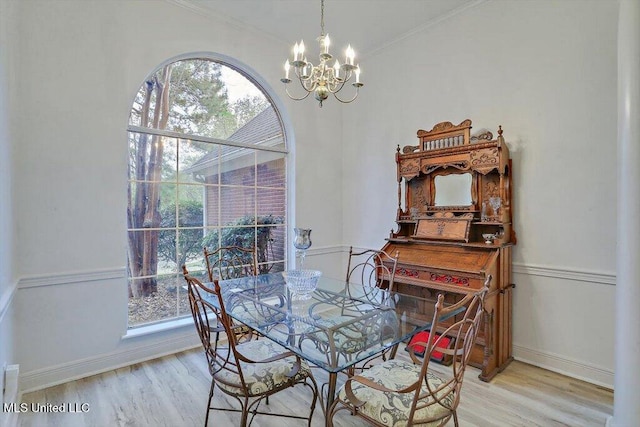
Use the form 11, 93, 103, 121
470, 148, 499, 174
399, 158, 420, 179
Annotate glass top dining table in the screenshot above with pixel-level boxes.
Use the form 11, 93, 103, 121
211, 272, 462, 419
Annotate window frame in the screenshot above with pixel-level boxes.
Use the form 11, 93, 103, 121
125, 52, 296, 332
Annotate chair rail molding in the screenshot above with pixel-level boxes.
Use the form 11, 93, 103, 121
17, 267, 126, 289
512, 262, 615, 285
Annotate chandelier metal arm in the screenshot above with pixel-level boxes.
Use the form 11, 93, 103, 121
332, 86, 361, 104
284, 86, 313, 101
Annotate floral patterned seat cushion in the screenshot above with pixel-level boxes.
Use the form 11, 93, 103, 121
336, 359, 455, 426
214, 339, 311, 396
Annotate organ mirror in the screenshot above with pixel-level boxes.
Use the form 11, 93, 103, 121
433, 172, 473, 207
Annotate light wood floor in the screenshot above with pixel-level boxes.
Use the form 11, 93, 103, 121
18, 348, 613, 427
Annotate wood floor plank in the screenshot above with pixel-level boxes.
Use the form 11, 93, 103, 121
18, 349, 613, 426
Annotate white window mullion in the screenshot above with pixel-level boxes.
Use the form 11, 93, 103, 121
127, 125, 288, 155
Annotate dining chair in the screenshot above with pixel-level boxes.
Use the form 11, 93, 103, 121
327, 285, 489, 427
298, 247, 399, 376
203, 245, 259, 347
182, 266, 319, 427
345, 246, 399, 292
203, 245, 258, 282
346, 247, 400, 368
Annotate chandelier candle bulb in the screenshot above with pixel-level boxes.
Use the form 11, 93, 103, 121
355, 66, 361, 84
299, 40, 305, 58
284, 60, 290, 80
321, 34, 330, 55
346, 45, 354, 65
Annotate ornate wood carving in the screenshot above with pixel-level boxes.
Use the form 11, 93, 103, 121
417, 119, 472, 137
470, 129, 494, 143
409, 179, 428, 208
399, 158, 420, 179
395, 267, 420, 278
414, 212, 474, 242
402, 144, 420, 154
430, 273, 470, 286
422, 161, 470, 175
470, 148, 500, 174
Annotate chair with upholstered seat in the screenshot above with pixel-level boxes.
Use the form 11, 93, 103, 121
182, 267, 319, 427
298, 247, 399, 377
346, 246, 398, 292
203, 245, 259, 347
328, 284, 489, 427
346, 247, 399, 367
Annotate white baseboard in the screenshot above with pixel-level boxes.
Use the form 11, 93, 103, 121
19, 331, 200, 394
513, 344, 614, 390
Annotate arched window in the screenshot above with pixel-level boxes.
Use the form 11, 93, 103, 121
126, 54, 289, 328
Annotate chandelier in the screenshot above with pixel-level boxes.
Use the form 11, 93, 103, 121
280, 0, 363, 107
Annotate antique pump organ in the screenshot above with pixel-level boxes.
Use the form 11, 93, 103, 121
381, 119, 516, 381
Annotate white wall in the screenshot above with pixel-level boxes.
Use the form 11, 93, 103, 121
10, 0, 344, 391
342, 0, 618, 386
0, 0, 18, 423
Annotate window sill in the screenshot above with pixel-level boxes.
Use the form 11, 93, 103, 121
122, 316, 194, 340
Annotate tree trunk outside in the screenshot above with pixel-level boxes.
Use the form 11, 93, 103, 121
128, 65, 172, 297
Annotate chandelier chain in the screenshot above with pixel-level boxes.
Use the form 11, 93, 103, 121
320, 0, 325, 36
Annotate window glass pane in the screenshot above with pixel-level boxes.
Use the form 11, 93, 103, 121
179, 140, 219, 184
176, 227, 205, 271
128, 274, 184, 325
226, 105, 283, 146
202, 187, 219, 227
220, 186, 255, 225
158, 184, 178, 221
262, 261, 285, 274
128, 133, 178, 183
259, 224, 286, 270
176, 184, 204, 226
127, 229, 162, 277
156, 229, 180, 274
220, 147, 255, 186
257, 188, 285, 218
257, 151, 286, 187
219, 225, 256, 251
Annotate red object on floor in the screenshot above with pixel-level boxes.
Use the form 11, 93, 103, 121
406, 331, 451, 362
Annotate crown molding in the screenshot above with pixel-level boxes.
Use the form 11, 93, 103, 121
362, 0, 487, 58
163, 0, 287, 46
